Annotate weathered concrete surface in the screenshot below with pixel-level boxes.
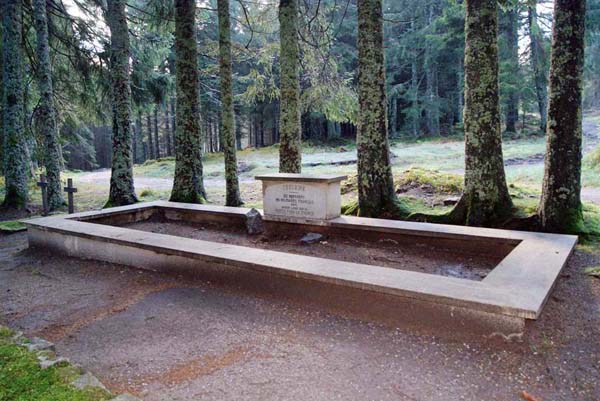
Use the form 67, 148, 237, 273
1, 232, 599, 401
22, 202, 577, 323
256, 174, 346, 223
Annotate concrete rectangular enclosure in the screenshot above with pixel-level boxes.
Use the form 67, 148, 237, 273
23, 201, 577, 335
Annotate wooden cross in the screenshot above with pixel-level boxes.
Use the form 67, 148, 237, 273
37, 174, 48, 216
63, 178, 78, 214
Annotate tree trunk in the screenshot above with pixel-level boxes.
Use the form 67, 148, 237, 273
356, 0, 404, 217
1, 0, 29, 208
410, 44, 419, 137
278, 0, 302, 173
502, 6, 519, 134
424, 2, 440, 136
136, 111, 144, 162
234, 104, 242, 150
165, 104, 172, 156
456, 54, 464, 125
146, 112, 154, 159
105, 0, 137, 206
132, 121, 137, 164
153, 105, 161, 159
33, 0, 64, 210
538, 0, 586, 232
456, 0, 512, 226
170, 0, 206, 203
218, 0, 242, 206
170, 96, 176, 151
528, 3, 548, 133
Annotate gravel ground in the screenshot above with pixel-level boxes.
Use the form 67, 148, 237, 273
1, 231, 599, 401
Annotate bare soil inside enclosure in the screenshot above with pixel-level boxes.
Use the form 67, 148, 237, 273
118, 217, 503, 281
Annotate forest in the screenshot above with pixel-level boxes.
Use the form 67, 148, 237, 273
1, 0, 600, 233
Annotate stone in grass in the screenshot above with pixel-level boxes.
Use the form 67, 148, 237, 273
443, 196, 461, 206
300, 232, 325, 244
39, 356, 70, 369
584, 266, 600, 278
245, 208, 265, 235
11, 330, 26, 343
71, 372, 108, 391
26, 337, 55, 352
110, 394, 143, 401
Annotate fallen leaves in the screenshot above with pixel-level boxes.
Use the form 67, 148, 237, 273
521, 390, 540, 401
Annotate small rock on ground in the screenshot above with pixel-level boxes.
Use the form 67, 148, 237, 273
39, 356, 70, 369
443, 196, 460, 206
25, 337, 55, 352
110, 394, 143, 401
245, 208, 265, 235
300, 232, 325, 244
71, 372, 107, 391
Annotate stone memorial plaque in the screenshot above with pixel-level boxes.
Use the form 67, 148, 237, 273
256, 174, 346, 223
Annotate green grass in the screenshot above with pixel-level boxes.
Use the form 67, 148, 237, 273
0, 220, 27, 233
0, 327, 111, 401
584, 266, 600, 278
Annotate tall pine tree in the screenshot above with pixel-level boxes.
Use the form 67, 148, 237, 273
449, 0, 512, 226
356, 0, 406, 217
538, 0, 587, 232
278, 0, 302, 173
170, 0, 206, 203
1, 0, 29, 209
105, 0, 138, 206
33, 0, 64, 210
528, 1, 549, 133
500, 5, 519, 134
218, 0, 243, 206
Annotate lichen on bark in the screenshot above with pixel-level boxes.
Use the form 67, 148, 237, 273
33, 0, 64, 210
170, 0, 206, 203
355, 0, 407, 218
538, 0, 586, 233
278, 0, 302, 173
105, 0, 138, 207
453, 0, 513, 226
1, 0, 29, 209
218, 0, 243, 206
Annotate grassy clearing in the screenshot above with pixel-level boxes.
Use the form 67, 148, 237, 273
0, 327, 111, 401
2, 127, 600, 240
584, 266, 600, 278
0, 220, 27, 233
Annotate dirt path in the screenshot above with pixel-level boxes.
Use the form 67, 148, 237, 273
1, 231, 599, 400
78, 168, 173, 190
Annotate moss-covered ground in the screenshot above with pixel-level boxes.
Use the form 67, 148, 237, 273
0, 327, 111, 401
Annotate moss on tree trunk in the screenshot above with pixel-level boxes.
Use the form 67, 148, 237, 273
454, 0, 512, 226
278, 0, 302, 173
105, 0, 138, 207
33, 0, 64, 211
538, 0, 586, 233
1, 0, 29, 209
356, 0, 406, 218
218, 0, 242, 206
170, 0, 206, 203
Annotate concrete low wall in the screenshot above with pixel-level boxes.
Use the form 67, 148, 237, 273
23, 201, 578, 338
27, 226, 525, 337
